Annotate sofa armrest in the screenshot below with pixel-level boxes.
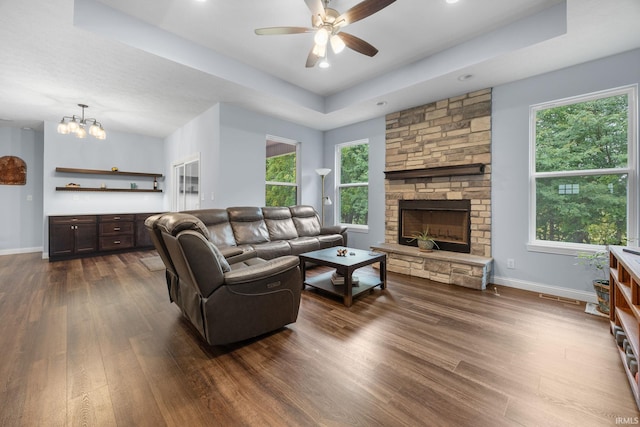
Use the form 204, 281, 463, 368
219, 246, 244, 258
224, 255, 299, 285
226, 248, 258, 264
320, 225, 347, 235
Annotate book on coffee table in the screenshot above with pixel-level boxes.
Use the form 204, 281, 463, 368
331, 271, 359, 286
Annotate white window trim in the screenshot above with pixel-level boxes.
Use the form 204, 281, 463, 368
265, 135, 300, 205
334, 139, 369, 230
528, 84, 638, 255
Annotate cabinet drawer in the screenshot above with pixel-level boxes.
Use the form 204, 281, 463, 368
50, 215, 97, 225
99, 214, 134, 222
99, 235, 134, 251
99, 222, 134, 236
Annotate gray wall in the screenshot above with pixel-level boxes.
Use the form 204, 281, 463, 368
324, 117, 386, 250
164, 103, 325, 211
0, 128, 44, 254
492, 48, 640, 301
42, 122, 165, 257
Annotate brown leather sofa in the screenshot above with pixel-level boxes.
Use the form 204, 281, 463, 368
146, 212, 302, 345
183, 205, 347, 259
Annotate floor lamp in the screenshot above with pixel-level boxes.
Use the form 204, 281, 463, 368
315, 168, 332, 226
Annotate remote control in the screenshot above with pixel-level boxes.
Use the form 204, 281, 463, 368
623, 248, 640, 256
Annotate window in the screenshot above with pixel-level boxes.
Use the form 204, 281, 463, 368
265, 136, 299, 207
336, 140, 369, 228
172, 153, 200, 211
529, 85, 637, 253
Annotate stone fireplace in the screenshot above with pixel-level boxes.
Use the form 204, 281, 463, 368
371, 89, 494, 290
399, 199, 471, 253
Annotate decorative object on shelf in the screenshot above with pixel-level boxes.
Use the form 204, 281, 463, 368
576, 250, 610, 314
337, 248, 347, 257
315, 168, 332, 226
57, 104, 106, 140
0, 155, 26, 185
111, 166, 118, 171
153, 178, 158, 190
65, 183, 80, 188
407, 226, 440, 252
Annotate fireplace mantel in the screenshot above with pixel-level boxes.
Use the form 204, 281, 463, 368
384, 163, 485, 180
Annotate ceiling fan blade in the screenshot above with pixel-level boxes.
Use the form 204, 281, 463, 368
305, 46, 320, 68
336, 0, 397, 28
255, 27, 314, 35
305, 0, 326, 21
338, 32, 378, 57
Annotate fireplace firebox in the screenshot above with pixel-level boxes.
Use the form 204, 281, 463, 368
398, 199, 471, 253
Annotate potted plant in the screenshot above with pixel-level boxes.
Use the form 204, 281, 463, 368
408, 226, 440, 252
577, 250, 610, 315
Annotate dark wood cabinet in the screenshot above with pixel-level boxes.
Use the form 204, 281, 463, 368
135, 213, 157, 248
98, 214, 135, 252
49, 212, 162, 261
49, 216, 98, 258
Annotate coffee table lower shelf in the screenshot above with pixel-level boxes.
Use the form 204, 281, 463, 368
303, 271, 383, 304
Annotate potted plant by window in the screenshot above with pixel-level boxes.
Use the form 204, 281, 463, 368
577, 250, 610, 315
408, 227, 440, 252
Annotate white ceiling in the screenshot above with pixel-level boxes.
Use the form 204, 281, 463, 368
0, 0, 639, 138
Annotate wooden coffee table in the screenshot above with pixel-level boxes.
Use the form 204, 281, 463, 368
299, 247, 387, 307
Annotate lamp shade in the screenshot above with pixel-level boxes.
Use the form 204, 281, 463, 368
315, 168, 331, 176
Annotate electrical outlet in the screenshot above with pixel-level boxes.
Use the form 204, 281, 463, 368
507, 258, 515, 269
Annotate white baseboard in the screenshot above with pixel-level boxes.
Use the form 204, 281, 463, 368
492, 275, 597, 304
0, 247, 43, 256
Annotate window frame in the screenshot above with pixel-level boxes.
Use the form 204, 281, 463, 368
527, 84, 638, 255
265, 135, 300, 207
334, 139, 369, 231
171, 152, 201, 212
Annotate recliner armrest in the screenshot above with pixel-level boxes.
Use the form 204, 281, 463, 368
224, 255, 299, 285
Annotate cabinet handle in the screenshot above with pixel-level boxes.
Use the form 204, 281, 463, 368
114, 227, 121, 231
114, 240, 121, 244
114, 216, 121, 220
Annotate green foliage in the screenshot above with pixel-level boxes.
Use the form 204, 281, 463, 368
265, 153, 297, 207
535, 94, 629, 245
339, 144, 369, 225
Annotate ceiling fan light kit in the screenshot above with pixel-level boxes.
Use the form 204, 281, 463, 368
255, 0, 397, 68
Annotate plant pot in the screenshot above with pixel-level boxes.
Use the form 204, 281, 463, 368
593, 279, 610, 315
417, 239, 434, 251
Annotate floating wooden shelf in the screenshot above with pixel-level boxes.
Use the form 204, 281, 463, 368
55, 167, 162, 178
384, 163, 485, 180
56, 187, 162, 193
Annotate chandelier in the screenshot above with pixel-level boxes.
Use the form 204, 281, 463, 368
57, 104, 106, 140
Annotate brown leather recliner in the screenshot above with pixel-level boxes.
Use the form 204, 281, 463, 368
151, 212, 302, 345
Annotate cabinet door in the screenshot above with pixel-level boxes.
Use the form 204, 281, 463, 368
135, 213, 155, 248
75, 223, 98, 254
50, 224, 75, 256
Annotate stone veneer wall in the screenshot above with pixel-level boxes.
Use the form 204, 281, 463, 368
385, 89, 492, 257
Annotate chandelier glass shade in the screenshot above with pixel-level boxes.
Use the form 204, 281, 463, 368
57, 104, 106, 140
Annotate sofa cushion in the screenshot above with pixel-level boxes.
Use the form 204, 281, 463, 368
228, 207, 270, 245
262, 207, 299, 240
252, 240, 291, 260
288, 236, 321, 255
186, 209, 236, 247
290, 205, 321, 237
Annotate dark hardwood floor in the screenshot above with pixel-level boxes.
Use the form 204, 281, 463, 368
0, 250, 638, 426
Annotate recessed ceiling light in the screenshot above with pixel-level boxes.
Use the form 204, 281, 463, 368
446, 0, 460, 4
376, 101, 387, 107
457, 74, 473, 81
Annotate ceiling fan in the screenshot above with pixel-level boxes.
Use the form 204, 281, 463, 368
255, 0, 397, 68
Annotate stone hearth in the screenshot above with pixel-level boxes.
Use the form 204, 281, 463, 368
378, 89, 493, 288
